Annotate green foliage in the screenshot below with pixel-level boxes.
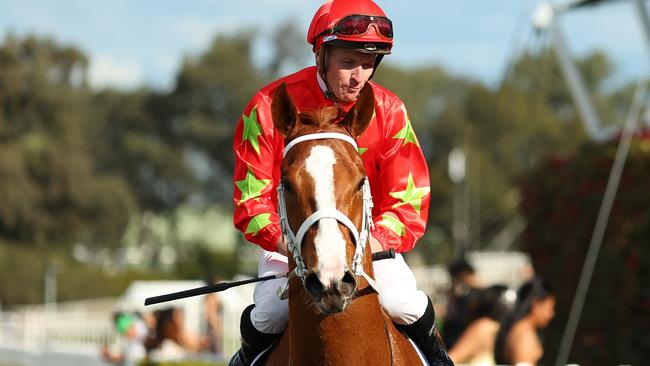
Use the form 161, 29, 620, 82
160, 32, 267, 205
0, 243, 172, 306
0, 34, 135, 247
267, 20, 312, 79
520, 132, 650, 365
0, 242, 50, 305
91, 88, 192, 211
174, 245, 242, 282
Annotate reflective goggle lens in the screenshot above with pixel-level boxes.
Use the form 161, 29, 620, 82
334, 15, 393, 39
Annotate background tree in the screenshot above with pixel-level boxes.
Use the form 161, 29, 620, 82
0, 35, 135, 248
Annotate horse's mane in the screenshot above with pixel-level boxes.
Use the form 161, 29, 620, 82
298, 107, 340, 129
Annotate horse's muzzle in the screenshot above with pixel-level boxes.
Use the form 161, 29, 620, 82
304, 270, 357, 313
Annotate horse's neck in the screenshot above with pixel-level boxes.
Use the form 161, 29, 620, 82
288, 281, 394, 365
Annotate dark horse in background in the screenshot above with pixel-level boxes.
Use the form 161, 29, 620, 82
261, 83, 426, 365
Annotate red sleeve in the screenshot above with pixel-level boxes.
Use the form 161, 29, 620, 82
232, 92, 283, 252
371, 100, 430, 253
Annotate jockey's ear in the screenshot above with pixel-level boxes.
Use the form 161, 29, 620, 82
272, 83, 298, 138
341, 84, 374, 138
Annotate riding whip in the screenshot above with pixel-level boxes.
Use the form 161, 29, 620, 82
144, 249, 395, 306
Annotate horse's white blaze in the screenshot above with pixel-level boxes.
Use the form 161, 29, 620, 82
305, 145, 346, 287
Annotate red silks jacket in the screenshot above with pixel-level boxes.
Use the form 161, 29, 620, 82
233, 66, 430, 253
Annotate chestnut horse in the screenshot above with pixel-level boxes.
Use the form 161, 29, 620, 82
262, 83, 424, 365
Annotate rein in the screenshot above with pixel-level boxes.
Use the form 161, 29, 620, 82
277, 132, 376, 298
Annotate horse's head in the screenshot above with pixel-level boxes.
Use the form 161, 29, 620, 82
272, 83, 375, 314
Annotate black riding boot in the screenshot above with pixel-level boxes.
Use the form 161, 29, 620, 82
397, 297, 455, 366
228, 304, 282, 366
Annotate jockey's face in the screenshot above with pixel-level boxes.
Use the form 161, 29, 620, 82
319, 47, 376, 102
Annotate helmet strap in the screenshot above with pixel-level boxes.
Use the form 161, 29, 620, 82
318, 44, 335, 100
369, 54, 384, 79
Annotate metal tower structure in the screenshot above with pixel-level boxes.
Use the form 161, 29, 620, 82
532, 0, 650, 142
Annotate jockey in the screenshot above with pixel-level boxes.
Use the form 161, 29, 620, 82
230, 1, 454, 365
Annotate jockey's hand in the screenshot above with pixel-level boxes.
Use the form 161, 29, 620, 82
369, 236, 383, 253
276, 235, 289, 257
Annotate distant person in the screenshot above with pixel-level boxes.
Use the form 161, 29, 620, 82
204, 276, 225, 356
146, 307, 205, 362
494, 277, 556, 366
100, 312, 148, 366
449, 257, 481, 290
443, 257, 482, 348
449, 285, 512, 366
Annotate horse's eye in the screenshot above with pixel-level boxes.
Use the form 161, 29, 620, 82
356, 178, 365, 191
283, 180, 293, 193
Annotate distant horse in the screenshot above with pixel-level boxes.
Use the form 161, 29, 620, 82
263, 83, 424, 365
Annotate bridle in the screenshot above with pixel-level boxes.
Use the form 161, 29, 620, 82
276, 132, 376, 298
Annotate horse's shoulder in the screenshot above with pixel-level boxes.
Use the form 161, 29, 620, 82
383, 312, 427, 366
263, 329, 290, 366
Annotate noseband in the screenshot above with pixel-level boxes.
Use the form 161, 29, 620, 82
277, 132, 376, 297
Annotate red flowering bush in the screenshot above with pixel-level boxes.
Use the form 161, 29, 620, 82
520, 130, 650, 365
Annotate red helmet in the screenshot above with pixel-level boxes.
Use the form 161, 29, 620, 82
307, 0, 393, 54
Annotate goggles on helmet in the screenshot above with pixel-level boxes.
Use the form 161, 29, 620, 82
319, 14, 393, 41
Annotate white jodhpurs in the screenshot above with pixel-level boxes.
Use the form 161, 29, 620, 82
249, 250, 429, 334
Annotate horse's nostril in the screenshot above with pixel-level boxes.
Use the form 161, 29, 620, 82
305, 271, 324, 298
338, 270, 357, 297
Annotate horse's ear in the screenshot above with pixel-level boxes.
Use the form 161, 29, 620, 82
272, 83, 298, 138
341, 84, 375, 138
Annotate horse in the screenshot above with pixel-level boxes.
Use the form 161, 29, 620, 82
262, 83, 425, 365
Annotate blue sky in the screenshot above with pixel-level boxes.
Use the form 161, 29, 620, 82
1, 0, 647, 90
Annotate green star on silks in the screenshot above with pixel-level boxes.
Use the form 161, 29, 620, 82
242, 106, 263, 155
392, 112, 419, 147
389, 173, 430, 214
246, 213, 272, 236
358, 147, 368, 155
236, 168, 271, 205
378, 214, 405, 237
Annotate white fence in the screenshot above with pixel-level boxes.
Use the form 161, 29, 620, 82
0, 282, 253, 362
0, 298, 117, 354
467, 251, 532, 289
